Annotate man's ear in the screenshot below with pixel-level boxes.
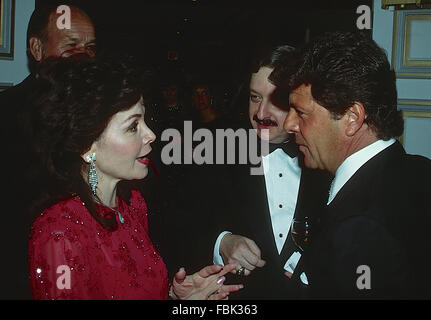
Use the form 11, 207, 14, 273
345, 102, 366, 137
29, 37, 44, 61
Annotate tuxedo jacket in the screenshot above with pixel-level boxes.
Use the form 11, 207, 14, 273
301, 141, 431, 299
0, 75, 37, 299
218, 147, 331, 299
146, 118, 248, 279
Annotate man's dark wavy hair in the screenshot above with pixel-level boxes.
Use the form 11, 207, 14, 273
270, 31, 403, 140
31, 55, 144, 231
250, 44, 295, 74
230, 44, 296, 121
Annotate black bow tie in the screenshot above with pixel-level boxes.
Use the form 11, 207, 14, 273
269, 140, 299, 158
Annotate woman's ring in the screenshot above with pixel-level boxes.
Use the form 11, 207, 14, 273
237, 267, 246, 276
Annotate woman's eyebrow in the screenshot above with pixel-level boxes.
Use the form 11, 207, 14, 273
123, 114, 142, 124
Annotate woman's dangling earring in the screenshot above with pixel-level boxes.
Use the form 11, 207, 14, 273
85, 153, 98, 196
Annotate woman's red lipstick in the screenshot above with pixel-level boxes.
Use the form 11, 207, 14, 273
137, 158, 150, 165
137, 150, 152, 165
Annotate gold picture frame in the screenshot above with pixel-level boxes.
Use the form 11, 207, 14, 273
392, 9, 431, 78
0, 0, 15, 59
0, 0, 4, 46
399, 99, 431, 145
0, 82, 12, 92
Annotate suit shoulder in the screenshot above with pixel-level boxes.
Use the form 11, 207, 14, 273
394, 153, 431, 184
403, 153, 431, 169
0, 76, 33, 97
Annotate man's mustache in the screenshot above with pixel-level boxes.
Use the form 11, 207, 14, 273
253, 115, 277, 126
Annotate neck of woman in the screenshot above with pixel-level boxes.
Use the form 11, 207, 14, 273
96, 179, 119, 208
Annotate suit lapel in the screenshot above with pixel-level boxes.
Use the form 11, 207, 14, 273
284, 167, 332, 273
246, 150, 332, 268
327, 141, 405, 216
248, 170, 276, 253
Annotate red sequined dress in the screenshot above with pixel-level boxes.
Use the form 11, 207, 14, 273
28, 190, 169, 299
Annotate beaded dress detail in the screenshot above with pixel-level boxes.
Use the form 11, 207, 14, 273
28, 190, 168, 300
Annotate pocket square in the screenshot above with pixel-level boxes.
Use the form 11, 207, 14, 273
284, 251, 308, 285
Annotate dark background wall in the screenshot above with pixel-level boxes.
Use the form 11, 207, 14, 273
36, 0, 373, 82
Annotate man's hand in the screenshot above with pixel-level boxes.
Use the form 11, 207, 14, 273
219, 234, 266, 276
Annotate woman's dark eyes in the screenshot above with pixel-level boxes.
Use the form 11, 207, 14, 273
250, 94, 261, 102
128, 121, 139, 132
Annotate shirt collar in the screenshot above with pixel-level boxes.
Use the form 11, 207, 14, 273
268, 141, 299, 158
327, 139, 396, 205
262, 148, 299, 176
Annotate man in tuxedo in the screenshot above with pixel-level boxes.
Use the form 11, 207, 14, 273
0, 4, 96, 299
211, 45, 331, 299
275, 31, 431, 299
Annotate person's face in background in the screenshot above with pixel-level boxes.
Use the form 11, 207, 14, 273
30, 7, 96, 61
192, 85, 211, 111
162, 84, 179, 106
249, 66, 290, 143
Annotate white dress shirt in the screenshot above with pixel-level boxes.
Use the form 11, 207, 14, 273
327, 139, 396, 205
213, 148, 303, 275
262, 149, 301, 253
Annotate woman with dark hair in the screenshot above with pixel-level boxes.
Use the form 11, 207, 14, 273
189, 75, 238, 132
190, 78, 220, 125
28, 56, 242, 300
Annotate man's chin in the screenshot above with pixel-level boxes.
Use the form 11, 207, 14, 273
258, 134, 275, 143
257, 127, 284, 141
303, 155, 319, 170
304, 161, 318, 169
262, 133, 290, 144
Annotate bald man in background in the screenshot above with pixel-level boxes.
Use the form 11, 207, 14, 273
0, 4, 96, 299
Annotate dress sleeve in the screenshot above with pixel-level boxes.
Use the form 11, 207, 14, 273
28, 215, 94, 300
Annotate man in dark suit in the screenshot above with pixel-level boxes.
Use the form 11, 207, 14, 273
0, 4, 96, 299
275, 31, 431, 299
211, 45, 331, 299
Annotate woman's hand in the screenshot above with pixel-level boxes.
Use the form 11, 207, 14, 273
170, 263, 243, 300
